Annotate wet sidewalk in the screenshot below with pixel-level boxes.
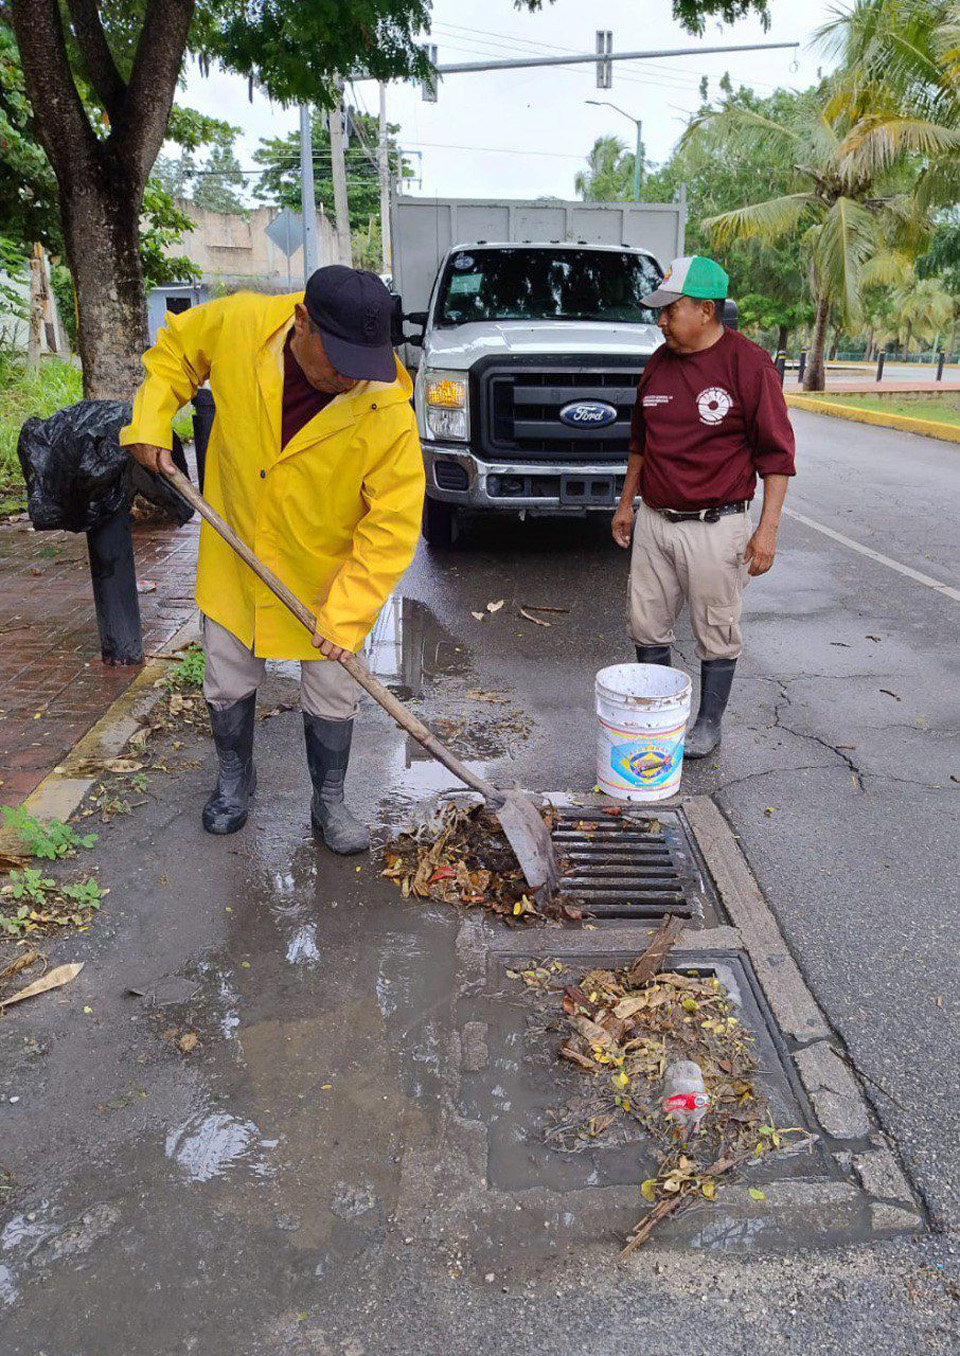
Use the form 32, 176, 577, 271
0, 514, 198, 805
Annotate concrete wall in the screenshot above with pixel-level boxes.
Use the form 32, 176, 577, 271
171, 204, 339, 291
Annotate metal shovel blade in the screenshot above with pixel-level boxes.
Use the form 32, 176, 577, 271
493, 790, 560, 899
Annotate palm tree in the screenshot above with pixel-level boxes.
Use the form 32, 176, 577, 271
686, 87, 931, 389
575, 136, 637, 202
892, 267, 954, 357
816, 0, 959, 212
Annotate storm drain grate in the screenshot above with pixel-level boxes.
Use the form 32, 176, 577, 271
551, 804, 722, 926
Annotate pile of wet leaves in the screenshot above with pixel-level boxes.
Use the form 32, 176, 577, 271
381, 798, 580, 924
512, 933, 810, 1251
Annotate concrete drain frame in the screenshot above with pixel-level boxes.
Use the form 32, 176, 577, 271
441, 794, 926, 1251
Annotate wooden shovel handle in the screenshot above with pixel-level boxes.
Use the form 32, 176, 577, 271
163, 466, 501, 803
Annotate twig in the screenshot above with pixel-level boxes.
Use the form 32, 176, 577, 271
620, 1148, 752, 1257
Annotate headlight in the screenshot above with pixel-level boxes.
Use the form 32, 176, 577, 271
422, 368, 469, 442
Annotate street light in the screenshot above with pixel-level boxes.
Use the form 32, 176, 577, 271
586, 98, 643, 201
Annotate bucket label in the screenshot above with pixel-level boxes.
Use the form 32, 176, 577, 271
611, 735, 684, 789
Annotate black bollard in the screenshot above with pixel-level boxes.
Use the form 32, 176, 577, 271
798, 349, 806, 383
86, 505, 143, 665
876, 351, 885, 383
775, 352, 786, 385
936, 350, 945, 382
192, 388, 216, 494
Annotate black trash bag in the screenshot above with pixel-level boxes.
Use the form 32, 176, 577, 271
17, 399, 194, 533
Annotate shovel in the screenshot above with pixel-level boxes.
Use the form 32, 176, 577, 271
163, 467, 559, 899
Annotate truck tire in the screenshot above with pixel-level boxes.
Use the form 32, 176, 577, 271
422, 495, 459, 549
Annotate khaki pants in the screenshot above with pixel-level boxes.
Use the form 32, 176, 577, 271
202, 616, 360, 720
628, 502, 751, 662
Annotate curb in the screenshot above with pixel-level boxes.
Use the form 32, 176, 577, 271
785, 394, 959, 443
0, 613, 200, 842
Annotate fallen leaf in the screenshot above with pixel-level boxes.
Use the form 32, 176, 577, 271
178, 1032, 199, 1054
519, 607, 551, 628
0, 949, 41, 985
640, 1179, 659, 1202
0, 962, 84, 1010
486, 599, 505, 613
260, 700, 297, 721
470, 612, 484, 622
748, 1188, 766, 1202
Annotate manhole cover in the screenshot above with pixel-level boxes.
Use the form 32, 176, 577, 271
550, 800, 722, 927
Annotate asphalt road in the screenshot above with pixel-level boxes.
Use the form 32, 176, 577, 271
0, 409, 957, 1353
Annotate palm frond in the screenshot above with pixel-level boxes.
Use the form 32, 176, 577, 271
861, 249, 913, 287
814, 196, 878, 325
837, 115, 960, 181
682, 106, 803, 164
702, 193, 816, 247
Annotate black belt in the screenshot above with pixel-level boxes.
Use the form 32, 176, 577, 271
656, 500, 749, 523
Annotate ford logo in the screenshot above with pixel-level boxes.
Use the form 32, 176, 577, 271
558, 400, 618, 428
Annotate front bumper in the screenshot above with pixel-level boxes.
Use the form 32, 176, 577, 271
423, 443, 628, 513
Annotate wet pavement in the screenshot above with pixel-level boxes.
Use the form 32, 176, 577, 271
1, 412, 958, 1352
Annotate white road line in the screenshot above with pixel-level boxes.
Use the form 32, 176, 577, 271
783, 507, 960, 603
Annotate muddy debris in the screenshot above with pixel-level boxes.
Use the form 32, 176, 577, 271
510, 921, 812, 1251
382, 799, 580, 924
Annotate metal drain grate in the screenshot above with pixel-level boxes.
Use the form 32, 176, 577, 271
551, 804, 721, 925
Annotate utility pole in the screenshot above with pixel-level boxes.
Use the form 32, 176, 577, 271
298, 105, 319, 282
329, 84, 352, 266
378, 83, 392, 275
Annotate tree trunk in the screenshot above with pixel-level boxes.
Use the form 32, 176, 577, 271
776, 323, 789, 354
62, 166, 149, 398
803, 295, 830, 391
902, 320, 912, 362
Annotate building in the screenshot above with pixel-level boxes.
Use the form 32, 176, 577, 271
148, 204, 339, 341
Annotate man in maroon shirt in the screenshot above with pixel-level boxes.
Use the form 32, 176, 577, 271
612, 255, 796, 757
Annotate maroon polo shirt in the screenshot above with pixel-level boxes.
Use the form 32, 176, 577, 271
281, 334, 334, 449
629, 328, 796, 511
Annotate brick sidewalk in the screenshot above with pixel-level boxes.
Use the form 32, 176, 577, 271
0, 513, 199, 805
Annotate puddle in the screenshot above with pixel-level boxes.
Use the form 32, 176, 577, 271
286, 923, 321, 967
365, 595, 470, 698
165, 1111, 277, 1183
381, 736, 492, 810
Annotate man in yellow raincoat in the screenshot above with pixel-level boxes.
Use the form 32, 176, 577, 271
120, 266, 425, 852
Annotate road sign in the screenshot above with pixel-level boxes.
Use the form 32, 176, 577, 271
266, 208, 303, 258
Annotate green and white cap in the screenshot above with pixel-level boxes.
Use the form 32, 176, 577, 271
641, 255, 729, 308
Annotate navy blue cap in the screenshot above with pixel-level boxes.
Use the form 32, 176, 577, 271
303, 265, 396, 382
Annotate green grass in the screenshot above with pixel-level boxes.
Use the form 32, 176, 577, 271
804, 392, 960, 427
0, 354, 83, 513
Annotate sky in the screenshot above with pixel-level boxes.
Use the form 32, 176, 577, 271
176, 0, 841, 202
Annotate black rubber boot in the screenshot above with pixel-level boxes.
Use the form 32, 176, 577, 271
684, 658, 737, 760
303, 713, 370, 855
202, 692, 257, 834
635, 644, 672, 666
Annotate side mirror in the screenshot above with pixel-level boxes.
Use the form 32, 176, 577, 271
389, 294, 405, 348
405, 333, 424, 348
723, 298, 739, 332
405, 310, 429, 328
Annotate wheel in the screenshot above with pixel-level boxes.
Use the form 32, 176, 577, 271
422, 495, 459, 549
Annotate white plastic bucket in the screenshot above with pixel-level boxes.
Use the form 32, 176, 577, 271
595, 663, 692, 802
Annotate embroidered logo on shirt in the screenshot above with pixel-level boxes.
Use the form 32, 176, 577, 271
642, 394, 672, 408
696, 386, 733, 425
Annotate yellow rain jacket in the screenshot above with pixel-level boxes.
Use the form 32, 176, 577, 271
119, 291, 425, 658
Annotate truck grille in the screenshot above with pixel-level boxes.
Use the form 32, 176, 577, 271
474, 356, 645, 464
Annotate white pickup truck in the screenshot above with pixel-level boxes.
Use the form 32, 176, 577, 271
389, 196, 691, 547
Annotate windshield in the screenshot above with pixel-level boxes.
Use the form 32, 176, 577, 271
435, 247, 663, 326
